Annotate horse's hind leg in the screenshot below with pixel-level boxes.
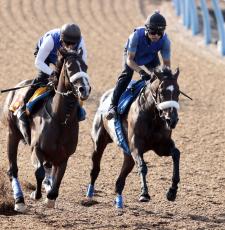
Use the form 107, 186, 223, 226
167, 147, 180, 201
7, 124, 26, 212
86, 118, 111, 198
115, 153, 135, 208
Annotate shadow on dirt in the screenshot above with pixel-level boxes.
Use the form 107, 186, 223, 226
0, 169, 17, 216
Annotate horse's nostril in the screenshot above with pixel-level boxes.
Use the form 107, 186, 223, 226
79, 87, 84, 93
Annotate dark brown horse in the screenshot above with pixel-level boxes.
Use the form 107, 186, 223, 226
86, 67, 180, 209
2, 49, 91, 212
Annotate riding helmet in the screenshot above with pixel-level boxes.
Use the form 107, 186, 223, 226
60, 23, 81, 44
145, 12, 166, 31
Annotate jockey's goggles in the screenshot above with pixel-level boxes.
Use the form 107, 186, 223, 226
147, 29, 164, 36
63, 41, 76, 46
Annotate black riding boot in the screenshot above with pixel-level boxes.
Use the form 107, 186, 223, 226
106, 71, 132, 120
17, 86, 37, 145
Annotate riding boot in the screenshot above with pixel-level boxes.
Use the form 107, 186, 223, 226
106, 76, 131, 120
17, 105, 31, 145
16, 86, 36, 145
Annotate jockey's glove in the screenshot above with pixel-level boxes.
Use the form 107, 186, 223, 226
48, 71, 58, 85
139, 70, 151, 81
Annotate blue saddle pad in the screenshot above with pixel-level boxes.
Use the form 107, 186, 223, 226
117, 80, 145, 115
114, 80, 146, 155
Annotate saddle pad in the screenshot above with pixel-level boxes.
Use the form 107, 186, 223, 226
114, 116, 131, 155
26, 87, 52, 114
28, 86, 49, 102
117, 80, 145, 115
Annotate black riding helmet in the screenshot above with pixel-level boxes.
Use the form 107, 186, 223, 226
60, 23, 81, 44
145, 12, 166, 31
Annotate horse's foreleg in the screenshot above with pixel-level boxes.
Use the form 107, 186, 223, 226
136, 154, 150, 202
30, 164, 45, 200
167, 147, 180, 201
46, 160, 68, 208
30, 149, 45, 200
115, 154, 134, 209
7, 126, 26, 212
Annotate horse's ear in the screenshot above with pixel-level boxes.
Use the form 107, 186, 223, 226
173, 67, 180, 79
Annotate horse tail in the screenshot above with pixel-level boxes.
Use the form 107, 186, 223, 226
91, 88, 113, 144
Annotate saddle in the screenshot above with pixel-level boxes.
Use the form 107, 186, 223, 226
9, 87, 52, 115
114, 79, 146, 155
117, 79, 145, 115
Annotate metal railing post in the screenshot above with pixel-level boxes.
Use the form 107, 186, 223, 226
211, 0, 225, 55
200, 0, 212, 44
190, 0, 199, 35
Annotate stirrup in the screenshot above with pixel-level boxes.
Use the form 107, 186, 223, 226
106, 106, 117, 120
17, 106, 31, 145
17, 106, 29, 121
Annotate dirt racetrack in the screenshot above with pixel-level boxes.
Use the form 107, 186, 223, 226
0, 0, 225, 229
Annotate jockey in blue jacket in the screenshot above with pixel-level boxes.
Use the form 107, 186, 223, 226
106, 12, 171, 120
17, 23, 87, 144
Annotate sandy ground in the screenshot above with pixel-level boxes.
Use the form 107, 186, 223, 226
0, 0, 225, 229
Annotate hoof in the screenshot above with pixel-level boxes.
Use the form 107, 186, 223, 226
14, 197, 26, 213
167, 188, 177, 201
15, 202, 26, 213
139, 193, 151, 202
30, 191, 42, 200
45, 198, 55, 208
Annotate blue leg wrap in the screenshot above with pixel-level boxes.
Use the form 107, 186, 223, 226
86, 184, 94, 198
78, 106, 86, 122
12, 177, 23, 200
115, 195, 123, 209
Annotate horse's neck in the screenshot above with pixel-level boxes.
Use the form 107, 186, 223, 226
52, 72, 78, 122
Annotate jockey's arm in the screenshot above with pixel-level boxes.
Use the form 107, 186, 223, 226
78, 37, 87, 65
126, 51, 143, 73
126, 31, 142, 74
35, 35, 54, 76
163, 59, 171, 68
160, 36, 171, 68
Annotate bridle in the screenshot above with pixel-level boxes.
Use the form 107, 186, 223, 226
148, 78, 180, 117
53, 53, 85, 98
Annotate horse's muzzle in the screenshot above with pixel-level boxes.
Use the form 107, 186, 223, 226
163, 108, 179, 129
78, 86, 91, 101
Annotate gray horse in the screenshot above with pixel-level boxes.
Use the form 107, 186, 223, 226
2, 49, 91, 212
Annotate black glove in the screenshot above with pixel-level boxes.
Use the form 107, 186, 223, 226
48, 71, 58, 85
139, 70, 151, 81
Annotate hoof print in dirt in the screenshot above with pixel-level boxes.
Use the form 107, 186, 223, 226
80, 199, 99, 207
